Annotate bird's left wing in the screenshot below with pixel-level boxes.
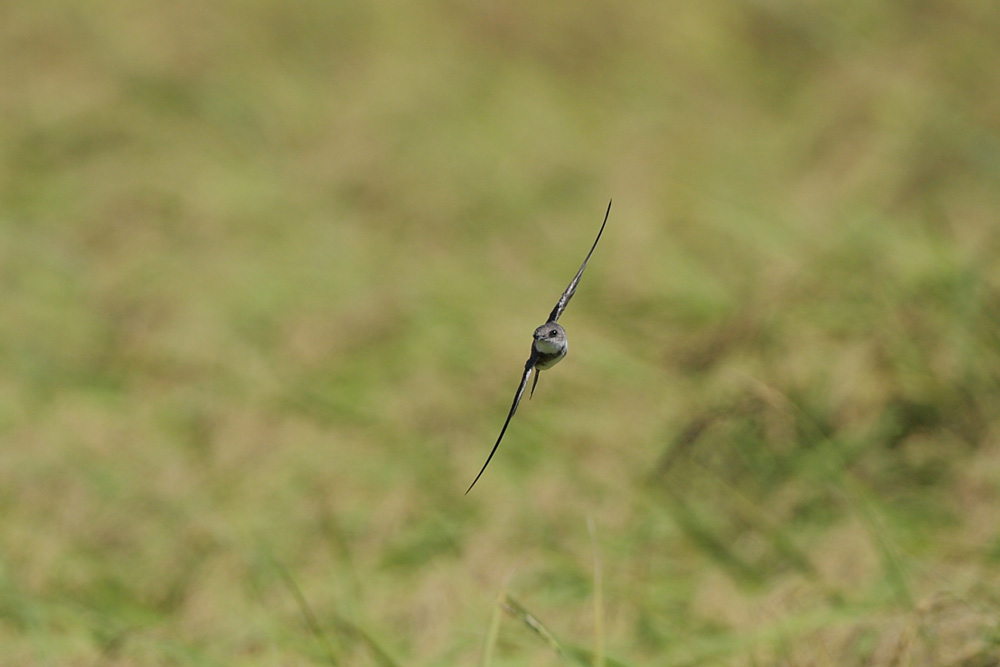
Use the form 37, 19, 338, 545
546, 199, 612, 324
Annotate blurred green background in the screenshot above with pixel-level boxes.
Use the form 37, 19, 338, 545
2, 1, 1000, 664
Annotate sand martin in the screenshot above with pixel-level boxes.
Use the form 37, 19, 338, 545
465, 200, 612, 494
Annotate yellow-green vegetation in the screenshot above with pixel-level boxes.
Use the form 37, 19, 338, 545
3, 1, 1000, 664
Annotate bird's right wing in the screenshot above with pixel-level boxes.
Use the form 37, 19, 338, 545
465, 349, 538, 494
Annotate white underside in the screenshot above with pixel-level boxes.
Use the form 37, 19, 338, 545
534, 338, 566, 355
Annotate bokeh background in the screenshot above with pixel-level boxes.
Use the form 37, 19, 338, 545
3, 1, 1000, 664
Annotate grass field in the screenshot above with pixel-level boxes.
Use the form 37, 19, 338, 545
3, 1, 1000, 664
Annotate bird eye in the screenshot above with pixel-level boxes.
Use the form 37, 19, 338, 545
549, 330, 558, 337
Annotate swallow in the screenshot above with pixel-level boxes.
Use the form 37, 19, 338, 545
466, 200, 612, 493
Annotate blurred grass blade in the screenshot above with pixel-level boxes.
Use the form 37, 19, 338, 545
329, 614, 403, 667
503, 596, 569, 662
481, 572, 514, 667
659, 486, 765, 587
272, 557, 401, 667
501, 596, 638, 667
272, 560, 341, 665
787, 390, 917, 611
685, 460, 836, 600
564, 645, 637, 667
587, 516, 605, 667
840, 478, 915, 612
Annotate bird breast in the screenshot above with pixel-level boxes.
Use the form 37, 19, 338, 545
534, 337, 566, 356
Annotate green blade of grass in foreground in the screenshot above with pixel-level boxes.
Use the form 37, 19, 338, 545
272, 558, 401, 667
502, 596, 636, 667
480, 571, 513, 667
588, 516, 605, 667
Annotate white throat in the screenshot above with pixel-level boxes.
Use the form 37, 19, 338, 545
535, 337, 566, 355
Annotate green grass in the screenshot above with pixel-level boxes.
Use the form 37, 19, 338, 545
2, 0, 1000, 664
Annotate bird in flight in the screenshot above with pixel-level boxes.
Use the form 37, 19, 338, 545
466, 200, 612, 494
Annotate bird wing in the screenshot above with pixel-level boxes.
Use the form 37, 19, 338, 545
546, 199, 612, 324
465, 349, 538, 494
